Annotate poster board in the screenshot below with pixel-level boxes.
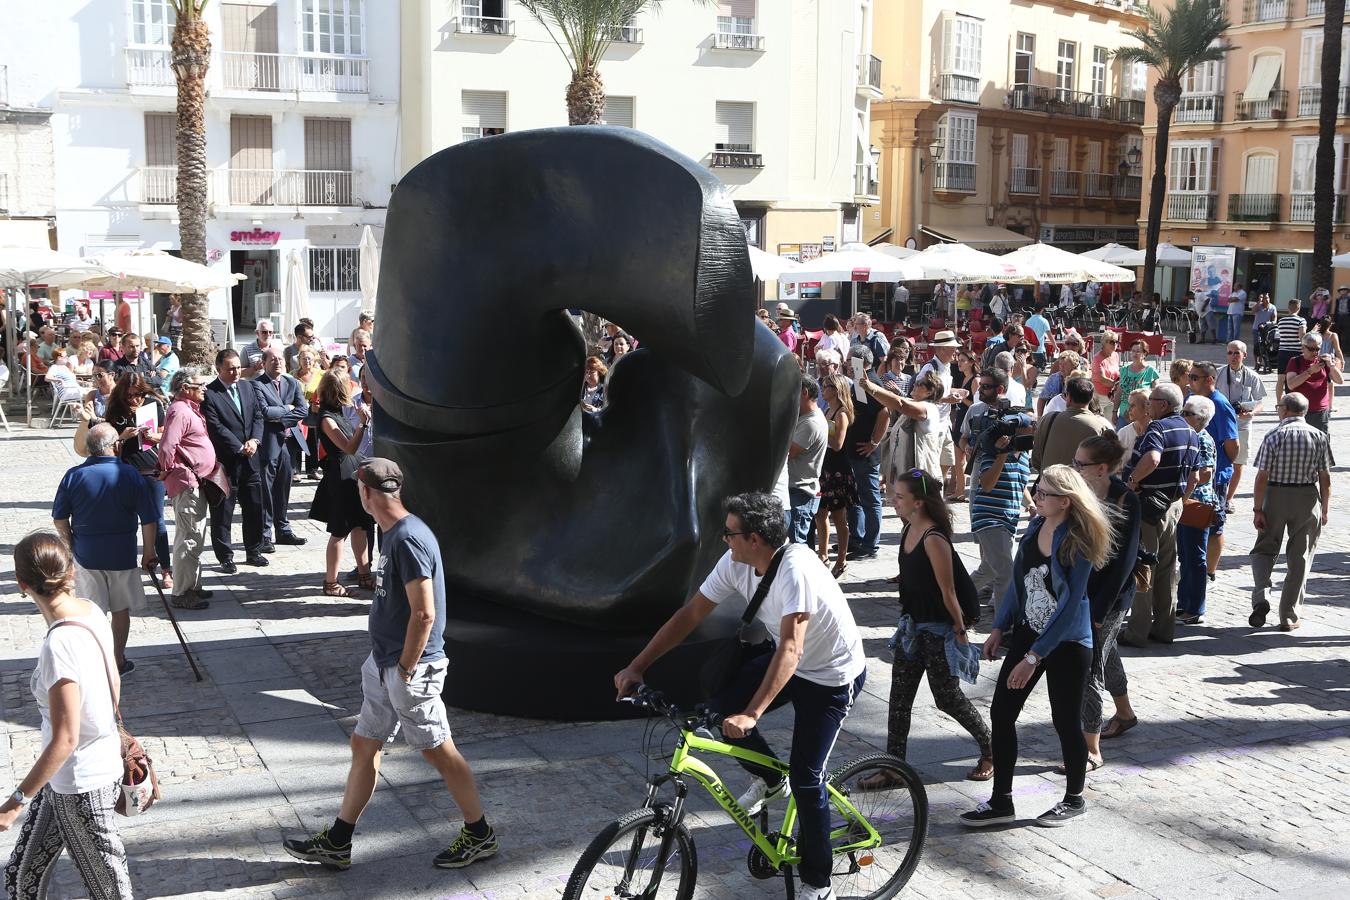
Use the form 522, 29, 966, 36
1190, 246, 1236, 311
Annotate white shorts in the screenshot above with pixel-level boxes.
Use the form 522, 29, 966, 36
1235, 422, 1252, 466
353, 652, 452, 751
74, 565, 143, 614
939, 428, 956, 467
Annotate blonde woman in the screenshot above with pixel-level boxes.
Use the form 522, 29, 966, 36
1169, 357, 1193, 389
815, 373, 857, 578
1115, 389, 1152, 453
295, 348, 324, 480
961, 464, 1114, 829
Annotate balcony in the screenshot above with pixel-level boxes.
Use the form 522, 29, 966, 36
217, 169, 355, 206
126, 47, 174, 87
138, 166, 179, 205
932, 162, 976, 193
1116, 174, 1143, 200
452, 16, 516, 35
1234, 89, 1289, 121
858, 54, 882, 94
1051, 170, 1082, 197
1167, 193, 1218, 221
1006, 85, 1144, 123
711, 30, 764, 51
219, 52, 369, 94
1297, 85, 1350, 117
854, 163, 879, 200
1291, 192, 1348, 222
1308, 0, 1325, 13
603, 24, 643, 43
1175, 93, 1224, 123
1085, 172, 1115, 198
1243, 0, 1289, 22
709, 145, 764, 168
1010, 166, 1040, 194
939, 74, 980, 104
1118, 98, 1146, 123
1228, 193, 1282, 222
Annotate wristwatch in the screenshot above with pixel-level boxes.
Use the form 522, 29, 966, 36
1023, 652, 1041, 667
9, 788, 30, 808
397, 662, 415, 682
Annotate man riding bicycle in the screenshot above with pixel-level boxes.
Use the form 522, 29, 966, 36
615, 492, 867, 900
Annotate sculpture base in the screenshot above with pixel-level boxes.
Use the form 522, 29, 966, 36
441, 602, 742, 720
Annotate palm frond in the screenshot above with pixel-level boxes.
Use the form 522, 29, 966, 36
519, 0, 667, 73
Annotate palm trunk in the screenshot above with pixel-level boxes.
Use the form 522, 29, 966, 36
1142, 100, 1175, 302
566, 68, 606, 126
173, 15, 214, 367
1312, 0, 1346, 291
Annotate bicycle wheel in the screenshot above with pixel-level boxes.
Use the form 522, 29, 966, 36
826, 753, 928, 900
563, 806, 697, 900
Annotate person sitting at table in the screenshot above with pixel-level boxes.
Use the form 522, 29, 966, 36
21, 336, 49, 377
71, 300, 96, 333
70, 339, 97, 376
44, 349, 84, 407
98, 328, 123, 363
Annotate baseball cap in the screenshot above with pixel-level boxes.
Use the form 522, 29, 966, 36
356, 457, 403, 493
155, 335, 172, 346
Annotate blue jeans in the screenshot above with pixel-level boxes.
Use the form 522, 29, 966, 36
789, 488, 819, 545
146, 475, 170, 569
711, 649, 865, 891
1215, 313, 1230, 343
1202, 311, 1217, 342
847, 452, 882, 554
1177, 522, 1209, 616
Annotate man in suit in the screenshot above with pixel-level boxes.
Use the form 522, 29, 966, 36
255, 347, 309, 550
202, 348, 267, 573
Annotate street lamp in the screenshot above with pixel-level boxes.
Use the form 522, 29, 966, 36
1126, 146, 1143, 169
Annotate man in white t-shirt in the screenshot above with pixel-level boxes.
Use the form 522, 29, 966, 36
615, 492, 865, 900
788, 376, 829, 544
914, 330, 962, 490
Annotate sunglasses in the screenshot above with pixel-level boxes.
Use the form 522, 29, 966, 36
721, 529, 750, 541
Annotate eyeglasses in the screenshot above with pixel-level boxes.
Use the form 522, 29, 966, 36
1070, 458, 1094, 470
977, 383, 998, 392
1034, 488, 1064, 499
721, 529, 751, 541
1226, 350, 1242, 356
1187, 373, 1203, 380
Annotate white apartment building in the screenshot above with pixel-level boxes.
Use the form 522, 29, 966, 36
1, 0, 398, 341
399, 0, 878, 317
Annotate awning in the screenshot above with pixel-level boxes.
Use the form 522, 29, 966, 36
0, 219, 53, 250
1243, 56, 1282, 103
920, 224, 1034, 251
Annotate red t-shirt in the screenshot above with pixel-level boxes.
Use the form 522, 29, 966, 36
1287, 355, 1332, 412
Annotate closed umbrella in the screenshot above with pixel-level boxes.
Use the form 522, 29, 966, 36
778, 242, 924, 283
359, 225, 380, 308
284, 249, 311, 338
747, 245, 803, 281
1000, 242, 1135, 284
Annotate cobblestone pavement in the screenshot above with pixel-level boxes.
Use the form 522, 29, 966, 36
2, 340, 1349, 898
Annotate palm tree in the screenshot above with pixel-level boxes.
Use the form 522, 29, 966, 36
1114, 0, 1232, 302
1312, 0, 1346, 291
170, 1, 213, 366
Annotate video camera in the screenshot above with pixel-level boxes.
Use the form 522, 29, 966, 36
976, 399, 1036, 455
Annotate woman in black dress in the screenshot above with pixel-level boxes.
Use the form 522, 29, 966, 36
948, 349, 980, 502
814, 373, 857, 578
102, 371, 172, 590
310, 371, 374, 597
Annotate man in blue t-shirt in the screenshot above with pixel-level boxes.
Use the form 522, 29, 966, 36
285, 458, 498, 873
1187, 360, 1240, 576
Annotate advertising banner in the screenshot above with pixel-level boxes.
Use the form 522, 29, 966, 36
1190, 246, 1236, 311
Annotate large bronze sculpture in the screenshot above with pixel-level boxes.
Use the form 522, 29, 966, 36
365, 127, 800, 719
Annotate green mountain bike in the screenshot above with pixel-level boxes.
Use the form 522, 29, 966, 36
562, 686, 928, 899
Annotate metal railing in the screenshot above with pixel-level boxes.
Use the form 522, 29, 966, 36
219, 52, 369, 94
1175, 93, 1224, 123
932, 161, 976, 192
859, 54, 881, 92
1167, 193, 1218, 221
854, 163, 878, 198
219, 169, 355, 206
0, 65, 8, 108
1010, 166, 1040, 194
709, 148, 764, 168
126, 47, 175, 87
0, 173, 9, 212
1085, 172, 1115, 198
1290, 192, 1348, 222
1116, 174, 1143, 200
1297, 85, 1350, 117
1234, 89, 1289, 120
452, 16, 516, 35
1307, 0, 1325, 13
712, 30, 765, 50
603, 24, 642, 43
139, 166, 179, 204
1006, 85, 1144, 123
1243, 0, 1289, 21
939, 73, 980, 103
1050, 170, 1082, 197
1227, 193, 1282, 222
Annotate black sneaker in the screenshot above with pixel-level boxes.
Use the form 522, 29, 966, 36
958, 801, 1015, 828
117, 658, 136, 676
1249, 602, 1269, 629
434, 824, 498, 869
283, 828, 352, 870
846, 549, 879, 561
1035, 800, 1086, 827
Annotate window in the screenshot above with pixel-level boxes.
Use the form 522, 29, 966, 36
1057, 41, 1077, 98
934, 111, 977, 191
1182, 59, 1223, 94
1291, 138, 1317, 193
715, 101, 754, 150
144, 113, 176, 166
1086, 141, 1102, 174
1013, 34, 1034, 87
308, 247, 361, 293
1091, 47, 1108, 100
1129, 60, 1148, 99
716, 0, 755, 35
1300, 28, 1350, 84
1120, 135, 1143, 167
1010, 133, 1038, 193
461, 90, 507, 142
942, 13, 983, 77
1011, 133, 1029, 169
600, 96, 635, 128
131, 0, 175, 45
303, 0, 364, 56
1167, 143, 1217, 192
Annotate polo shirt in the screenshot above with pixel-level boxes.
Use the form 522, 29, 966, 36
1287, 355, 1333, 412
1201, 389, 1239, 477
971, 449, 1030, 534
1125, 414, 1200, 503
51, 456, 157, 571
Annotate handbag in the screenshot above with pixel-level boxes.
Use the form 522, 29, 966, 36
1180, 497, 1218, 529
47, 621, 161, 817
698, 547, 786, 699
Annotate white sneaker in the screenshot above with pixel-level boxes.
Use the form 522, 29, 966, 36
736, 776, 788, 816
799, 885, 835, 900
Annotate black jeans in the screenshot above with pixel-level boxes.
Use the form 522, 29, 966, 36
710, 649, 865, 891
990, 627, 1092, 801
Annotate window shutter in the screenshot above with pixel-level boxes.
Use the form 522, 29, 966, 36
462, 91, 508, 131
728, 0, 756, 18
1291, 139, 1316, 192
1242, 55, 1282, 103
144, 113, 176, 166
1053, 137, 1070, 171
1086, 141, 1102, 174
602, 96, 635, 128
715, 101, 753, 149
1011, 133, 1028, 169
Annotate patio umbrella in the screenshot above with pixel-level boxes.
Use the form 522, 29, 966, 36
54, 248, 245, 294
284, 248, 311, 337
1118, 242, 1193, 268
1333, 251, 1350, 269
904, 243, 1035, 284
747, 245, 803, 281
359, 225, 380, 308
778, 242, 924, 283
1081, 243, 1140, 265
872, 243, 920, 260
1000, 242, 1135, 284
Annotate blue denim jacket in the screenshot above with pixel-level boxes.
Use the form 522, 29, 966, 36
895, 615, 981, 685
994, 519, 1094, 659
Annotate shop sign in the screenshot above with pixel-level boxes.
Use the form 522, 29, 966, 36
823, 236, 836, 252
777, 243, 821, 301
1278, 257, 1296, 269
230, 228, 282, 246
1040, 225, 1139, 244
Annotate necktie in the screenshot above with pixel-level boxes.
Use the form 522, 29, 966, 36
229, 384, 242, 416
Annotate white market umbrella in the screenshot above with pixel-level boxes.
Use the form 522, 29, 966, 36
1000, 242, 1135, 284
359, 225, 380, 308
53, 248, 245, 294
747, 245, 803, 281
284, 248, 311, 338
872, 243, 920, 260
1332, 251, 1350, 268
1081, 243, 1141, 266
1119, 242, 1192, 268
778, 242, 924, 283
905, 243, 1035, 284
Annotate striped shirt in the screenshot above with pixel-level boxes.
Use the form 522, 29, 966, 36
1125, 414, 1200, 503
971, 450, 1030, 534
1276, 315, 1306, 353
1253, 416, 1331, 483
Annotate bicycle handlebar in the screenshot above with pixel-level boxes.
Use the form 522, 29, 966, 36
620, 685, 723, 731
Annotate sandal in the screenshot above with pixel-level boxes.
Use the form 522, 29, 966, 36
1054, 755, 1103, 775
357, 567, 376, 590
967, 757, 995, 781
1100, 715, 1138, 740
160, 572, 173, 592
857, 770, 907, 791
831, 558, 848, 579
323, 580, 351, 598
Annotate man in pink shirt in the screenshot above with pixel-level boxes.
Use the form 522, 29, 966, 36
776, 308, 799, 355
158, 366, 218, 609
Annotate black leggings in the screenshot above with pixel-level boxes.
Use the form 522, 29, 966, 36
991, 627, 1093, 799
887, 630, 992, 760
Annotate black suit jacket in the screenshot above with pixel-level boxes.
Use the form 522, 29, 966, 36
254, 372, 307, 461
202, 377, 265, 472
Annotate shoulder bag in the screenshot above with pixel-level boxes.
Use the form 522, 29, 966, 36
1180, 497, 1219, 529
47, 620, 161, 817
698, 547, 786, 699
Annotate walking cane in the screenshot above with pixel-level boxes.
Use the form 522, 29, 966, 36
146, 565, 204, 682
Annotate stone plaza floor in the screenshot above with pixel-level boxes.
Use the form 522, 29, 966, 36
2, 339, 1349, 898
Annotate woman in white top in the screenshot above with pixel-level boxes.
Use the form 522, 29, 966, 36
1, 532, 132, 899
1115, 389, 1151, 453
865, 369, 947, 496
816, 315, 851, 362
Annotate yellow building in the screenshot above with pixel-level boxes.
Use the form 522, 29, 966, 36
868, 0, 1149, 256
1138, 0, 1350, 301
